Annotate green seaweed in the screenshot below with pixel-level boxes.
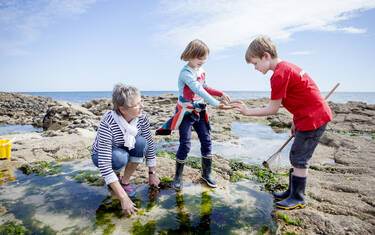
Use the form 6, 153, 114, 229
256, 225, 271, 235
0, 222, 29, 235
278, 213, 301, 226
18, 161, 62, 176
102, 224, 115, 235
55, 158, 74, 162
346, 176, 357, 181
163, 137, 173, 142
160, 176, 173, 183
0, 219, 58, 235
131, 220, 156, 235
185, 156, 201, 169
156, 151, 205, 169
229, 160, 286, 192
251, 166, 282, 192
73, 171, 103, 185
95, 197, 123, 234
229, 160, 253, 171
156, 150, 176, 160
309, 165, 336, 173
337, 130, 359, 136
229, 172, 249, 182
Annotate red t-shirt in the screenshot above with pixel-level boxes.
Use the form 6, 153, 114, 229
270, 61, 332, 131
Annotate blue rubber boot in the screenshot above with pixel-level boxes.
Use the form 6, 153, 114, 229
201, 157, 217, 188
273, 168, 293, 200
173, 161, 184, 191
276, 175, 306, 210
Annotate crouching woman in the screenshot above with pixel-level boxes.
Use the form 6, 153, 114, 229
91, 83, 159, 216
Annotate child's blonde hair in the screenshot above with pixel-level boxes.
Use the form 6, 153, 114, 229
245, 36, 278, 63
181, 39, 210, 61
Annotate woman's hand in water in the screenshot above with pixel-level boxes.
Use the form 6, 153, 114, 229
121, 195, 138, 216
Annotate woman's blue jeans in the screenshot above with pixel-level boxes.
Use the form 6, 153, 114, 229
92, 136, 148, 171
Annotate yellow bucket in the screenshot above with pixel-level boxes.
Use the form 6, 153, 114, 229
0, 139, 12, 159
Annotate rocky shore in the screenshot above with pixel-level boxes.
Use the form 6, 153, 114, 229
0, 91, 374, 234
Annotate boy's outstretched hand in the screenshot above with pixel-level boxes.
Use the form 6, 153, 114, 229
216, 103, 234, 110
231, 100, 248, 115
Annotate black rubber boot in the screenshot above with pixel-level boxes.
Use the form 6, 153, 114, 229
201, 157, 217, 188
276, 175, 306, 210
173, 161, 184, 191
273, 168, 293, 200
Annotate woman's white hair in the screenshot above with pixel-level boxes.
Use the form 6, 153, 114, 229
112, 83, 140, 114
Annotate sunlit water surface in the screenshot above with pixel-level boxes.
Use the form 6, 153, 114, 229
156, 122, 292, 167
0, 122, 290, 234
0, 161, 277, 234
0, 124, 42, 135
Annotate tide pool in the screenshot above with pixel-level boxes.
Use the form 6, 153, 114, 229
0, 160, 277, 234
156, 122, 292, 167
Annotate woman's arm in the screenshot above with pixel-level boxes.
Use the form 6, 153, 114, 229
97, 118, 138, 215
97, 120, 118, 185
139, 112, 160, 187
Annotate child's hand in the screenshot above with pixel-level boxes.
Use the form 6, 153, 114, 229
231, 100, 248, 115
222, 92, 231, 103
291, 123, 296, 136
216, 104, 234, 110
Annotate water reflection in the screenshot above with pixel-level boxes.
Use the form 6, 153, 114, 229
156, 122, 292, 166
0, 161, 276, 234
161, 191, 212, 234
0, 169, 15, 184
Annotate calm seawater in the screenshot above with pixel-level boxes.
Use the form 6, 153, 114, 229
19, 91, 375, 104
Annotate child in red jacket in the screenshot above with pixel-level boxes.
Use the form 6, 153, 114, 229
233, 36, 332, 210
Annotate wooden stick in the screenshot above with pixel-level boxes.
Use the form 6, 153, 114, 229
324, 83, 340, 100
275, 135, 294, 153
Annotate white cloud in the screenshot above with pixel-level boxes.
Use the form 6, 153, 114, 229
156, 0, 375, 51
0, 0, 96, 56
340, 27, 367, 34
290, 51, 313, 56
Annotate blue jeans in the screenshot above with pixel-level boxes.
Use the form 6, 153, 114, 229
176, 111, 211, 161
92, 136, 148, 171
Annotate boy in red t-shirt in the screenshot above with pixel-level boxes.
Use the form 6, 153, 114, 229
233, 36, 332, 210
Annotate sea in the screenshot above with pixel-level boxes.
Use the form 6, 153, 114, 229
17, 91, 375, 104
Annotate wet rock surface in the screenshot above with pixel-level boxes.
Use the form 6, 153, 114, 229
1, 92, 375, 234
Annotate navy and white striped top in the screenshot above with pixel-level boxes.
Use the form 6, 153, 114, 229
91, 110, 156, 185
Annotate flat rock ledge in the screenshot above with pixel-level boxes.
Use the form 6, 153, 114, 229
0, 92, 374, 234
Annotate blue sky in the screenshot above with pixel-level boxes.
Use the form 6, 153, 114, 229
1, 0, 375, 92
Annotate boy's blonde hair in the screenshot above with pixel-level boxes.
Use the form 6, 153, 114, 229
181, 39, 210, 61
245, 36, 278, 63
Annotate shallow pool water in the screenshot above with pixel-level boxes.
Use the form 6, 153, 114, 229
0, 124, 43, 135
156, 122, 292, 167
0, 122, 288, 234
0, 161, 277, 234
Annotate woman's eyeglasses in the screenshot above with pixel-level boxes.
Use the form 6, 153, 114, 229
127, 100, 143, 109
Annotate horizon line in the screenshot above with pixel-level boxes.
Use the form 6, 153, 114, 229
6, 90, 375, 93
